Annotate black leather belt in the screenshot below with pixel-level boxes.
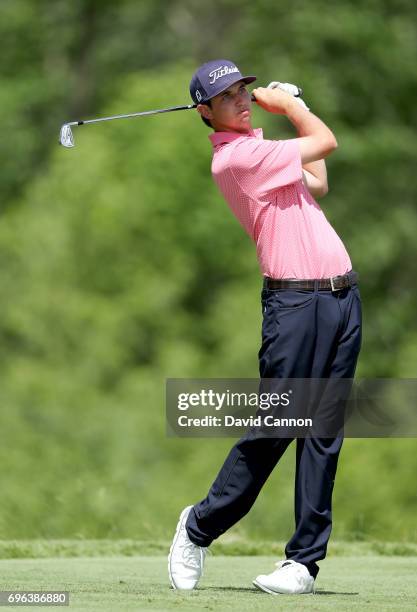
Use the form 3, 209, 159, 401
264, 270, 358, 292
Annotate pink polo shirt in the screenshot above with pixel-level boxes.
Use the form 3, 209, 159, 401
209, 128, 352, 279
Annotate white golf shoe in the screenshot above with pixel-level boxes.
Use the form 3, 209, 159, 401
253, 559, 315, 594
168, 506, 208, 590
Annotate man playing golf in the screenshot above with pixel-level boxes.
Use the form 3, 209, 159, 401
168, 60, 362, 595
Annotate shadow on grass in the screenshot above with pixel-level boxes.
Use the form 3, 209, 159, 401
199, 586, 359, 596
199, 586, 256, 593
313, 590, 358, 596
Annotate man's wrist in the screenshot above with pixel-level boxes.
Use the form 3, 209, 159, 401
285, 99, 310, 120
285, 96, 309, 117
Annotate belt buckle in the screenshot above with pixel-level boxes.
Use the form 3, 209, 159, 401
330, 275, 340, 292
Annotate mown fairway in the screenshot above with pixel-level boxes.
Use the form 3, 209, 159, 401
1, 554, 416, 611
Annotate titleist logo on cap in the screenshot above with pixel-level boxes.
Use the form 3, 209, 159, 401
208, 65, 239, 85
189, 60, 256, 104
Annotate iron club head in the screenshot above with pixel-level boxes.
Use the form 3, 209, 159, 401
59, 124, 75, 148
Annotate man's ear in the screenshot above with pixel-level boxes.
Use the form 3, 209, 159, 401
197, 103, 213, 122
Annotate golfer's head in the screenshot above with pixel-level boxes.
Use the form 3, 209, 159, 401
190, 60, 256, 133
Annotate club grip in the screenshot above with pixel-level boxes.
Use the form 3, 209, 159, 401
251, 86, 303, 102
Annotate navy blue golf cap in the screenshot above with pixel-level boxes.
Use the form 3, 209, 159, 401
190, 59, 256, 104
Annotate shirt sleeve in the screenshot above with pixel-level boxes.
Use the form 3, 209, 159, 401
229, 138, 302, 201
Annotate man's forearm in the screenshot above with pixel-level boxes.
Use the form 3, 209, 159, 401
270, 91, 330, 196
285, 99, 337, 147
302, 163, 328, 198
296, 122, 328, 196
252, 87, 337, 162
253, 88, 337, 146
303, 159, 327, 183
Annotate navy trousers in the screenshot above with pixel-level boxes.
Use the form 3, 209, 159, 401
186, 278, 362, 579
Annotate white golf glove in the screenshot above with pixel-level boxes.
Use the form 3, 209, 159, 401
267, 81, 310, 111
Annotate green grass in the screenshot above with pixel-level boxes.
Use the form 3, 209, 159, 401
0, 538, 416, 558
0, 554, 416, 611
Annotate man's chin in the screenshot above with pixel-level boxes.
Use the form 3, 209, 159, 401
236, 111, 252, 124
218, 118, 252, 133
239, 119, 252, 132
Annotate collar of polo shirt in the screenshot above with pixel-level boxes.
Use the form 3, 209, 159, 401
209, 128, 263, 147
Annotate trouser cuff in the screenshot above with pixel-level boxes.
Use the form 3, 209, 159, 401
185, 507, 214, 547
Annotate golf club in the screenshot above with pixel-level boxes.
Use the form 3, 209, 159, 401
59, 87, 303, 148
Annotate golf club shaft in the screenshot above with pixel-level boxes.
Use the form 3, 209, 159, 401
59, 85, 303, 147
67, 104, 198, 128
65, 88, 303, 127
